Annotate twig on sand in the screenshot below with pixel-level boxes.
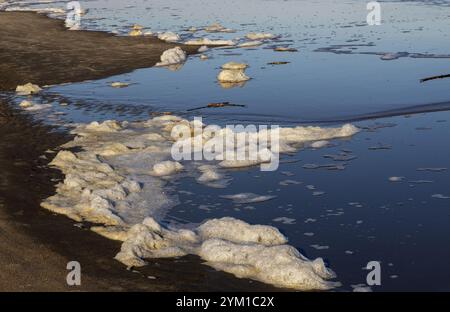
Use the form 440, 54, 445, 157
187, 102, 245, 111
420, 74, 450, 83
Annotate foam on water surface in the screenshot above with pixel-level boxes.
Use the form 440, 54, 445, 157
7, 0, 450, 123
7, 0, 450, 292
157, 32, 181, 42
115, 216, 340, 290
155, 47, 187, 67
16, 83, 42, 95
41, 115, 359, 290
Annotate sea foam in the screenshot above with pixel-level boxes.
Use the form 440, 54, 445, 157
42, 115, 358, 290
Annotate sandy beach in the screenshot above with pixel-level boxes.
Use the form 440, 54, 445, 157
2, 0, 450, 294
0, 11, 198, 91
0, 75, 275, 294
0, 12, 275, 292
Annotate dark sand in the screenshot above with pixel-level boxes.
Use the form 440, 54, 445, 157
0, 12, 277, 291
0, 103, 276, 292
0, 11, 198, 91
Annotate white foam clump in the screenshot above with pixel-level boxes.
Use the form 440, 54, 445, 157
23, 103, 52, 111
196, 165, 228, 188
198, 45, 209, 53
16, 83, 42, 95
184, 38, 235, 46
156, 47, 187, 67
279, 124, 358, 143
19, 99, 52, 111
111, 82, 130, 88
151, 161, 183, 176
115, 217, 339, 290
220, 193, 276, 204
245, 32, 276, 40
41, 115, 358, 290
221, 62, 248, 70
432, 194, 450, 199
217, 62, 250, 83
204, 23, 235, 33
41, 118, 177, 226
19, 100, 34, 108
217, 70, 250, 83
238, 41, 263, 48
158, 32, 181, 42
84, 119, 123, 132
212, 123, 358, 169
129, 24, 144, 36
129, 29, 142, 36
310, 140, 329, 149
273, 217, 296, 225
389, 176, 404, 182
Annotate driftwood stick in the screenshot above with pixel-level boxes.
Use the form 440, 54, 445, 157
420, 74, 450, 83
187, 102, 245, 112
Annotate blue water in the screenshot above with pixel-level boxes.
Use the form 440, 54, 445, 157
3, 0, 450, 291
6, 0, 450, 123
170, 111, 450, 291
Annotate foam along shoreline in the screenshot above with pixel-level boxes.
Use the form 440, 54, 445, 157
0, 11, 199, 91
42, 115, 358, 290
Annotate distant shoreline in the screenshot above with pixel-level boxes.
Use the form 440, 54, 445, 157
0, 11, 198, 91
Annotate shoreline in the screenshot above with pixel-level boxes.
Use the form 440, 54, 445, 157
1, 0, 450, 293
0, 11, 277, 291
0, 12, 274, 291
0, 11, 198, 91
0, 99, 278, 292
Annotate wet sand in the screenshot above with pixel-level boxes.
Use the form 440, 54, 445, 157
0, 97, 280, 292
0, 11, 276, 291
0, 11, 198, 91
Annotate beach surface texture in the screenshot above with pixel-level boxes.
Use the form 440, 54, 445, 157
0, 11, 198, 91
0, 12, 272, 291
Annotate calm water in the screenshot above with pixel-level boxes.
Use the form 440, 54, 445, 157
6, 0, 450, 122
3, 0, 450, 291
